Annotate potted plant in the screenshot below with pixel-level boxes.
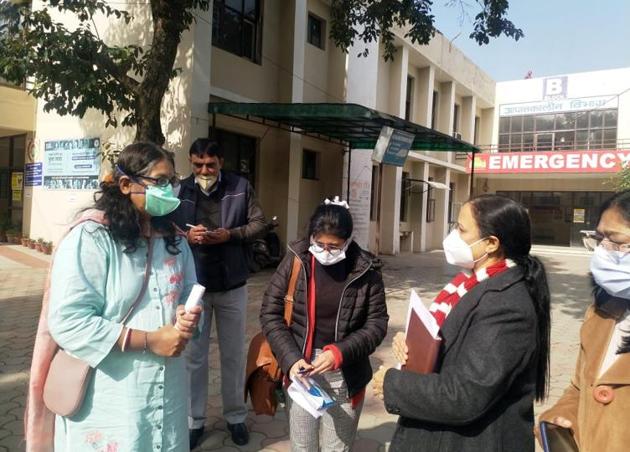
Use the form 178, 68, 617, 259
35, 238, 44, 252
21, 236, 30, 247
12, 221, 23, 244
42, 241, 53, 255
29, 238, 37, 249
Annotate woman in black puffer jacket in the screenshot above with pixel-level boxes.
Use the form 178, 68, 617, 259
260, 200, 388, 451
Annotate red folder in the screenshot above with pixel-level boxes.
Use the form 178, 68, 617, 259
402, 308, 442, 374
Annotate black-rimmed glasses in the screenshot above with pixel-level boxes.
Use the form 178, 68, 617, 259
135, 175, 181, 188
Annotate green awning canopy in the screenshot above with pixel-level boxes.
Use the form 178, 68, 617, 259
208, 102, 478, 153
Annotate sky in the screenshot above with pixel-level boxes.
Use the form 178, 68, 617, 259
429, 0, 630, 81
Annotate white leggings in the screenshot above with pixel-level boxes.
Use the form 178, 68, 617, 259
287, 351, 363, 452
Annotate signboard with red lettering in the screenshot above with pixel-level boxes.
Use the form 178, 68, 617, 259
467, 150, 630, 174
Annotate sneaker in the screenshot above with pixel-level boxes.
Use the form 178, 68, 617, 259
189, 426, 205, 450
227, 422, 249, 446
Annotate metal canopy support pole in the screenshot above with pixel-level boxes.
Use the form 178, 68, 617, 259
469, 149, 476, 197
347, 145, 352, 201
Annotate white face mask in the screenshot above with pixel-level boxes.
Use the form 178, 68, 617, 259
195, 174, 217, 192
590, 245, 630, 299
309, 239, 351, 266
442, 230, 488, 270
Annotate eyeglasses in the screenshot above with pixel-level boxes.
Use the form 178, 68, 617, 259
310, 240, 346, 256
592, 233, 630, 254
135, 175, 180, 188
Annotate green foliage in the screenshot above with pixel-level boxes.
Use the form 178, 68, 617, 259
0, 1, 137, 127
0, 0, 518, 142
329, 0, 523, 60
0, 0, 208, 142
612, 166, 630, 192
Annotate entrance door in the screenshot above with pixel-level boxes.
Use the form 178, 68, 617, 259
0, 135, 26, 230
534, 133, 554, 151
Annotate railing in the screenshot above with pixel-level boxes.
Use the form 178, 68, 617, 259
454, 139, 630, 160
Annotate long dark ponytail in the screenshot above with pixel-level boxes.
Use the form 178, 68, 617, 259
468, 194, 550, 402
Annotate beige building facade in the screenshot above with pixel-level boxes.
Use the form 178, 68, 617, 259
474, 67, 630, 246
0, 80, 35, 230
4, 0, 497, 255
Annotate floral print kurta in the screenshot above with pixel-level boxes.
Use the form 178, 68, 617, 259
48, 221, 196, 452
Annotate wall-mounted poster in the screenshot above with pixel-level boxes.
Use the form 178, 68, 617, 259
11, 172, 23, 191
43, 138, 101, 190
573, 208, 586, 224
24, 162, 43, 186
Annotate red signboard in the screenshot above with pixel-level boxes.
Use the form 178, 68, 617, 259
467, 150, 630, 174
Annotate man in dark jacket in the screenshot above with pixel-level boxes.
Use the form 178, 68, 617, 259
173, 138, 266, 448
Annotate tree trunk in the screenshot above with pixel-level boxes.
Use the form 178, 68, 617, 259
134, 0, 191, 145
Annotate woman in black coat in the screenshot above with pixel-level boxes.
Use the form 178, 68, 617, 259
260, 199, 388, 451
373, 194, 551, 451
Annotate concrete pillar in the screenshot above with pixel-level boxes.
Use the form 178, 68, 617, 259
436, 168, 451, 240
389, 46, 409, 118
343, 26, 379, 250
415, 66, 435, 128
378, 46, 409, 255
176, 2, 212, 172
342, 149, 373, 250
437, 81, 456, 136
419, 162, 430, 251
461, 96, 477, 143
480, 107, 495, 148
285, 0, 307, 243
437, 81, 456, 166
379, 165, 401, 255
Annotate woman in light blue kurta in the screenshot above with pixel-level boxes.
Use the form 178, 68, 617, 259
47, 143, 200, 452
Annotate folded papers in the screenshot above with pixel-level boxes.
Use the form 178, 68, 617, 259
287, 377, 335, 418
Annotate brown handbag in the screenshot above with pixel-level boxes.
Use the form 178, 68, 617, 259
42, 239, 154, 417
245, 256, 301, 416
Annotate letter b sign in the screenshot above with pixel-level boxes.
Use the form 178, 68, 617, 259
543, 77, 567, 99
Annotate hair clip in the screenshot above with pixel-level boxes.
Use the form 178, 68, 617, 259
324, 196, 350, 209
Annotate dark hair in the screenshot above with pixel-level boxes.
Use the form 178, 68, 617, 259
597, 189, 630, 225
596, 190, 630, 354
307, 203, 353, 240
189, 138, 223, 159
92, 142, 181, 254
468, 194, 550, 402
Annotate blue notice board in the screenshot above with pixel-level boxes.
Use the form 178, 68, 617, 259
372, 126, 415, 167
25, 162, 43, 186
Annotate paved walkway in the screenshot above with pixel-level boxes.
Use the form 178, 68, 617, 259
0, 244, 591, 451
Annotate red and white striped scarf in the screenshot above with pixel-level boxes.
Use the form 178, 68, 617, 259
429, 259, 516, 327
